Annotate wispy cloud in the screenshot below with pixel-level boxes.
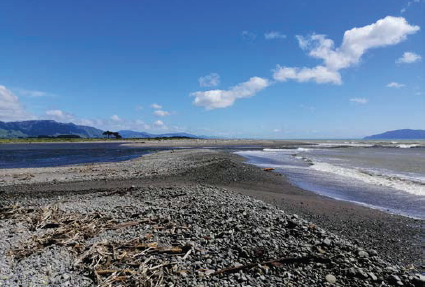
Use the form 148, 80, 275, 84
191, 77, 270, 110
350, 98, 368, 104
300, 104, 317, 111
199, 73, 220, 87
41, 108, 176, 132
154, 120, 168, 129
0, 85, 35, 121
14, 88, 50, 98
264, 31, 287, 40
387, 82, 405, 88
110, 114, 122, 122
153, 110, 170, 117
401, 0, 421, 14
274, 16, 419, 85
151, 103, 162, 109
274, 65, 342, 84
45, 109, 74, 121
396, 51, 422, 64
241, 31, 257, 41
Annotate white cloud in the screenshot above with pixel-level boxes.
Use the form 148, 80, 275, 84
110, 114, 122, 121
387, 82, 405, 88
199, 73, 220, 87
153, 110, 170, 117
15, 88, 48, 97
134, 120, 151, 130
151, 103, 162, 109
0, 85, 34, 121
273, 129, 281, 133
0, 94, 176, 132
74, 119, 95, 127
191, 77, 270, 110
191, 16, 419, 110
264, 31, 287, 40
274, 16, 420, 85
135, 105, 143, 111
396, 52, 422, 64
350, 98, 368, 104
274, 65, 342, 84
45, 109, 74, 121
153, 120, 167, 129
241, 31, 257, 41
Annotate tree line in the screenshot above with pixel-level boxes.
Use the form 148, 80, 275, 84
102, 131, 122, 139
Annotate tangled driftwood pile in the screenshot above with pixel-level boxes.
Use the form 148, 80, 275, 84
2, 205, 191, 286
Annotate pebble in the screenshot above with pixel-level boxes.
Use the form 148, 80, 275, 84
0, 150, 420, 287
323, 238, 332, 246
368, 272, 378, 281
325, 274, 337, 284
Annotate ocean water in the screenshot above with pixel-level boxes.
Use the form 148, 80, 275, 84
236, 140, 425, 219
0, 143, 161, 169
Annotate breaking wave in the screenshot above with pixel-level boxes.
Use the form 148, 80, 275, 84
309, 161, 425, 196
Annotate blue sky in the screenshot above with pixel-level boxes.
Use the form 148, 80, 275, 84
0, 0, 424, 139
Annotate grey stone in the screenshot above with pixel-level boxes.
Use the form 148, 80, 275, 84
325, 274, 337, 284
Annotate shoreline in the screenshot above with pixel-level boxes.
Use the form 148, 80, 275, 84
0, 148, 423, 286
238, 154, 423, 221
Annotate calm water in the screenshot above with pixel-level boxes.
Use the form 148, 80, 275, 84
236, 140, 425, 219
0, 143, 163, 169
0, 143, 259, 169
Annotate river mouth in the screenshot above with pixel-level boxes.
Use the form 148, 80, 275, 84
0, 143, 169, 169
236, 144, 425, 220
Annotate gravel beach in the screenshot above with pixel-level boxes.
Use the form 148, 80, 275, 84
0, 148, 423, 286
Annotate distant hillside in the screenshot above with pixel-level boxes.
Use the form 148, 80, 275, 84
364, 129, 425, 140
158, 132, 200, 138
118, 130, 154, 138
118, 130, 200, 139
0, 120, 104, 138
0, 120, 205, 139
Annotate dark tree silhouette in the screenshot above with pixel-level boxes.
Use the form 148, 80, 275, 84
103, 131, 113, 139
112, 132, 122, 139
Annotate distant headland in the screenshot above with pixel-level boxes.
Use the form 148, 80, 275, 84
364, 129, 425, 140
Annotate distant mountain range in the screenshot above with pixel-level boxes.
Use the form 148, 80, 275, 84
0, 120, 104, 138
364, 129, 425, 140
118, 130, 200, 139
0, 120, 202, 139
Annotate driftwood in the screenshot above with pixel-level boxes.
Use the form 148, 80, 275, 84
212, 256, 331, 275
263, 168, 275, 172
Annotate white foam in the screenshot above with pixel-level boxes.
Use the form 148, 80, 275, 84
316, 143, 374, 148
297, 147, 311, 152
396, 144, 419, 149
253, 163, 309, 170
310, 162, 425, 196
263, 148, 292, 152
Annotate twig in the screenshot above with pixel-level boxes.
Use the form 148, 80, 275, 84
182, 248, 192, 260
